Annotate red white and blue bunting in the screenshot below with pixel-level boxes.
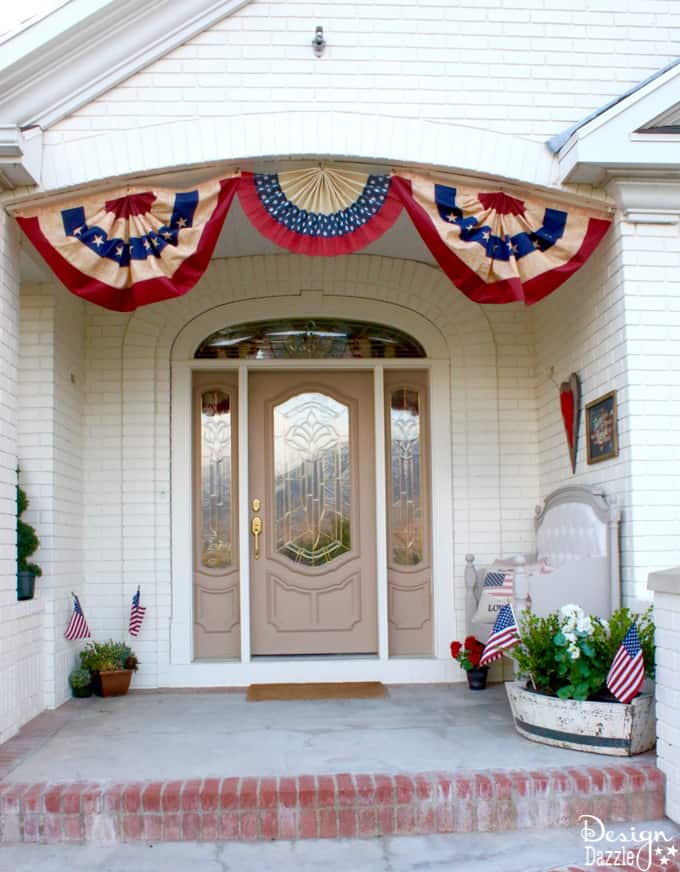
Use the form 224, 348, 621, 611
238, 167, 403, 255
16, 175, 240, 312
391, 174, 611, 305
15, 166, 611, 312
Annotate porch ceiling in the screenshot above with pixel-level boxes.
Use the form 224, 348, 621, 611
18, 188, 437, 285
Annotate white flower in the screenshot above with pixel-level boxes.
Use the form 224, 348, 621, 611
597, 617, 609, 634
576, 615, 594, 636
560, 604, 581, 619
563, 631, 577, 643
568, 642, 581, 660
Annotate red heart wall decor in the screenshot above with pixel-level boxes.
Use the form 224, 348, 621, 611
559, 373, 581, 474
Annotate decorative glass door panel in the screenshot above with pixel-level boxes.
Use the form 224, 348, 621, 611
384, 370, 432, 655
249, 371, 377, 655
274, 392, 351, 567
192, 372, 240, 659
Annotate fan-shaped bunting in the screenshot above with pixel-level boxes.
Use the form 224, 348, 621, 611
391, 174, 611, 305
238, 167, 403, 255
16, 175, 240, 312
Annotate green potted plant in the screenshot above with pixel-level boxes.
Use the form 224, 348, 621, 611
79, 640, 139, 697
68, 667, 93, 698
450, 636, 488, 689
507, 604, 656, 755
17, 476, 42, 601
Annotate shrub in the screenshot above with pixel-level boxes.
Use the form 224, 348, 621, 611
513, 604, 655, 702
79, 640, 139, 673
68, 668, 92, 689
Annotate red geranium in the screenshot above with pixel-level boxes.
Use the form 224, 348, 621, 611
450, 636, 485, 671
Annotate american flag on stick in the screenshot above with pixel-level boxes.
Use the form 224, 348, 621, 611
606, 622, 645, 704
480, 603, 520, 667
483, 571, 514, 598
64, 593, 91, 641
128, 586, 146, 637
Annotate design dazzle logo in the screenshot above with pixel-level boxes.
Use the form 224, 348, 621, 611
580, 815, 676, 870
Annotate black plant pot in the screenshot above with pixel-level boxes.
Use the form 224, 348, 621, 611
71, 685, 93, 698
17, 570, 36, 601
466, 666, 489, 690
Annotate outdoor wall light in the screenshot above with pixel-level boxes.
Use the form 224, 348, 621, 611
312, 26, 326, 57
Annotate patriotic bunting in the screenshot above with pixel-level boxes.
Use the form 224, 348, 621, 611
64, 593, 91, 641
480, 603, 521, 667
238, 167, 402, 255
606, 623, 645, 704
15, 165, 612, 311
391, 174, 611, 305
128, 587, 147, 637
16, 175, 240, 312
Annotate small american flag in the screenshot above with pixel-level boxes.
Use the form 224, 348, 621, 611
606, 622, 645, 704
128, 587, 146, 637
64, 594, 91, 641
480, 603, 520, 667
483, 571, 514, 598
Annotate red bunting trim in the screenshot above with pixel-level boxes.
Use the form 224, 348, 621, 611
16, 177, 240, 313
238, 171, 403, 256
391, 176, 611, 306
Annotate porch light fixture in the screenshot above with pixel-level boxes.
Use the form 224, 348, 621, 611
312, 26, 326, 57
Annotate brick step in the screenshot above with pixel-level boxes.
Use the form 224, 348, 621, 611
0, 763, 665, 845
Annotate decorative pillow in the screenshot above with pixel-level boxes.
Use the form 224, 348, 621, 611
472, 558, 554, 625
473, 568, 514, 625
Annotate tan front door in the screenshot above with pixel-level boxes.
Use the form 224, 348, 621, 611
249, 371, 378, 655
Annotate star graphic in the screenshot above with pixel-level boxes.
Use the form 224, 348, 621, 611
482, 230, 490, 241
161, 230, 172, 239
446, 212, 457, 223
151, 237, 160, 247
143, 239, 151, 250
657, 848, 665, 856
177, 217, 187, 228
660, 856, 669, 866
115, 245, 124, 257
93, 234, 104, 248
511, 242, 519, 255
73, 226, 83, 236
668, 846, 678, 857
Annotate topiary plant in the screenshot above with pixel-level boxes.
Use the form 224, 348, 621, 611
17, 474, 42, 578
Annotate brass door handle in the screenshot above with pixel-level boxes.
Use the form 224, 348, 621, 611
251, 515, 263, 559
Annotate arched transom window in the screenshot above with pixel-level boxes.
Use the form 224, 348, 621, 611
194, 318, 426, 359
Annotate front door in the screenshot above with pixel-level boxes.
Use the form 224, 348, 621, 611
248, 371, 377, 655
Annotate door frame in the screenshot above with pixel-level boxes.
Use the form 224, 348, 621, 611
169, 295, 455, 685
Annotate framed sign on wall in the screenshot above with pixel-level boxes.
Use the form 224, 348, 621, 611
585, 391, 618, 464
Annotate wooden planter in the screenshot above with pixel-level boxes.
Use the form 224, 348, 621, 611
505, 680, 656, 757
94, 669, 133, 698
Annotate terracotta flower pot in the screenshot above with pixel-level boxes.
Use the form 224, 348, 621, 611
95, 669, 133, 697
466, 666, 489, 690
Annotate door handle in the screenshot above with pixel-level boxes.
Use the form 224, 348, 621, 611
251, 515, 263, 560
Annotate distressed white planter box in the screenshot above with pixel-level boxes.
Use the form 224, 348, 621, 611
505, 680, 656, 756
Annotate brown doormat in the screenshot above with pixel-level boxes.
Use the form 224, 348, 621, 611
246, 682, 387, 702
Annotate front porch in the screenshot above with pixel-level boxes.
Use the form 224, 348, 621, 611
0, 685, 664, 845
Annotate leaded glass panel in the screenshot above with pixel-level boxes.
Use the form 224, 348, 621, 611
389, 388, 423, 566
195, 318, 425, 359
274, 392, 351, 567
200, 390, 233, 569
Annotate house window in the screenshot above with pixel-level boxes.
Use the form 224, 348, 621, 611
194, 318, 426, 359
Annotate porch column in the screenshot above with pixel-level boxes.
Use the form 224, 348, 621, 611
647, 567, 680, 824
607, 180, 680, 603
0, 208, 23, 740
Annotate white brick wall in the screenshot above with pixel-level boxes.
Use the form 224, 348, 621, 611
648, 569, 680, 824
18, 282, 85, 715
0, 212, 46, 743
44, 0, 680, 145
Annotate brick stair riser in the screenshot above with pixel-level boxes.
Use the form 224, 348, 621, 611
0, 765, 665, 844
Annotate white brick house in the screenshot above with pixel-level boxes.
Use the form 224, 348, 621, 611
2, 0, 680, 747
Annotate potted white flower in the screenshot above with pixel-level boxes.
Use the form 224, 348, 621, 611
506, 604, 656, 756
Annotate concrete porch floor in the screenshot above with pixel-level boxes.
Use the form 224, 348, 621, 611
2, 684, 652, 783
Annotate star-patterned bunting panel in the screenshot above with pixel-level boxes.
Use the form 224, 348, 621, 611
15, 175, 240, 312
391, 174, 612, 305
238, 167, 403, 255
